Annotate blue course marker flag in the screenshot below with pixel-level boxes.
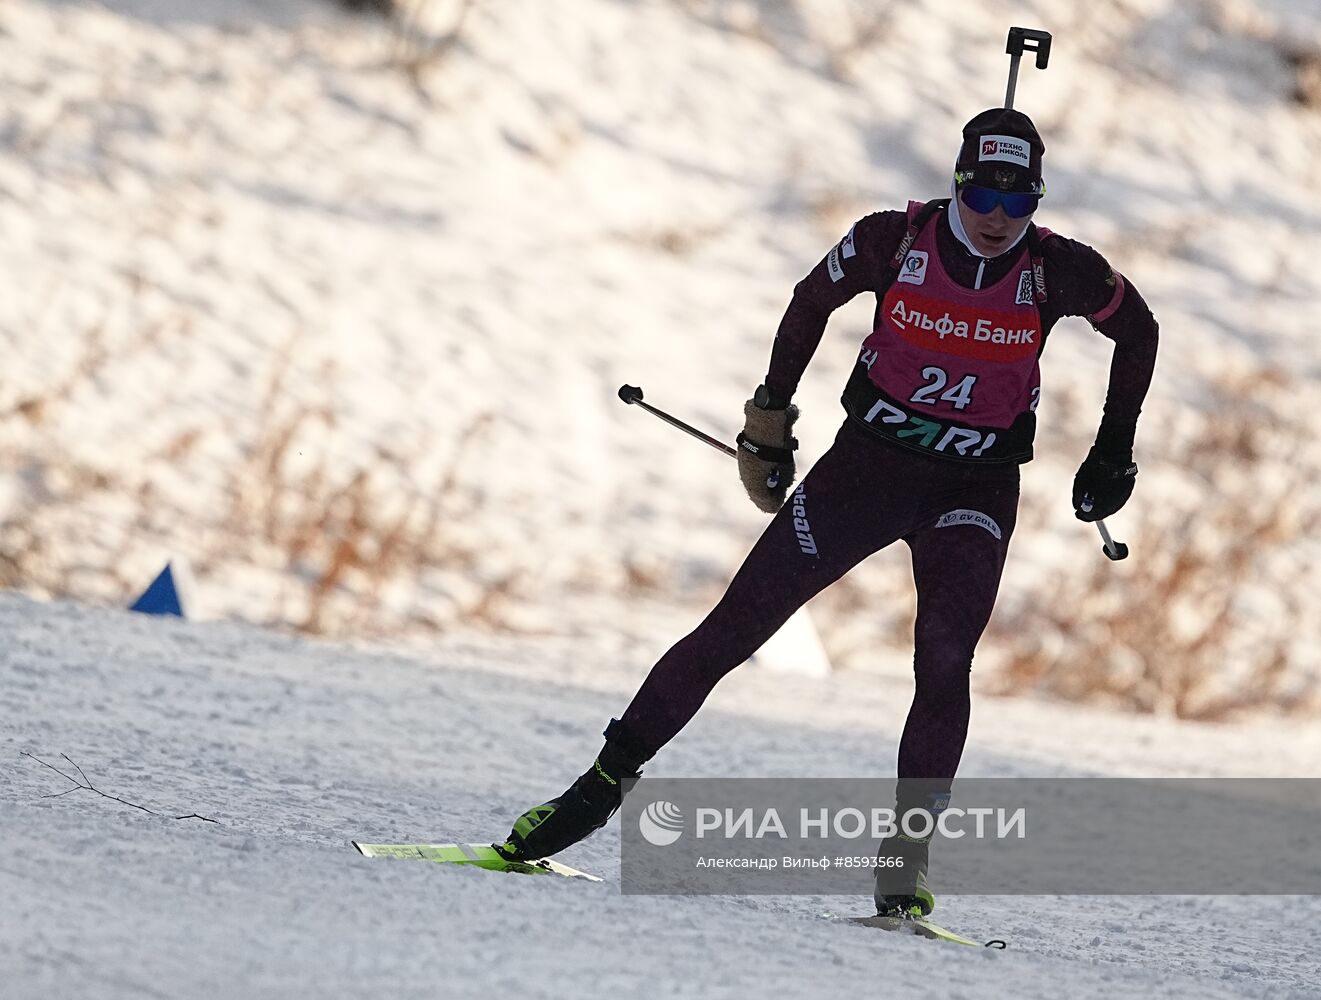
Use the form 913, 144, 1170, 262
129, 563, 185, 618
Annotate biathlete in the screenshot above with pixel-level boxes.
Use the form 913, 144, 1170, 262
498, 108, 1159, 917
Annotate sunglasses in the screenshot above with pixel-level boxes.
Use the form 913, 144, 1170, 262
957, 184, 1042, 219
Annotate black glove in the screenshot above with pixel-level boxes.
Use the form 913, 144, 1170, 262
1072, 446, 1137, 521
737, 388, 798, 513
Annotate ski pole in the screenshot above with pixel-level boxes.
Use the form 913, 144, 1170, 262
1095, 518, 1129, 562
1003, 28, 1129, 563
617, 385, 736, 458
618, 384, 785, 489
1003, 27, 1052, 109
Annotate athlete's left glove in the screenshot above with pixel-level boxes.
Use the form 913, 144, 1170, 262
737, 384, 799, 513
1072, 446, 1137, 521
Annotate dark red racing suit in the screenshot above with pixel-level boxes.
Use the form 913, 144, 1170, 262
619, 199, 1158, 781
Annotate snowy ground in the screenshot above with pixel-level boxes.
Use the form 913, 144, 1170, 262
4, 594, 1320, 999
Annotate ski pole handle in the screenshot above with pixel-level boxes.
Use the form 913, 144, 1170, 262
1004, 27, 1052, 108
618, 385, 737, 458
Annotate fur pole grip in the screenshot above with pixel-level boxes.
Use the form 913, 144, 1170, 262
737, 399, 799, 512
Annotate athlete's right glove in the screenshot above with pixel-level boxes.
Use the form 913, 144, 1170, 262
737, 385, 799, 513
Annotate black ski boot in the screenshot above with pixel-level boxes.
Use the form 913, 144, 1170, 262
873, 782, 948, 916
496, 719, 650, 861
873, 832, 935, 916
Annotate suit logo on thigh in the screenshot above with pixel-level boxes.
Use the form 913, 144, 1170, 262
791, 484, 818, 555
935, 508, 1002, 540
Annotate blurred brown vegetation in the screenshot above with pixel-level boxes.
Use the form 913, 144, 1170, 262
0, 328, 527, 637
986, 368, 1318, 720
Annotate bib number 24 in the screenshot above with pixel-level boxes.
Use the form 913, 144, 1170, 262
909, 368, 1042, 413
910, 366, 977, 411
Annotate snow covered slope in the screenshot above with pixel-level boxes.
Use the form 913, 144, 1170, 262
4, 594, 1320, 999
1, 0, 1319, 708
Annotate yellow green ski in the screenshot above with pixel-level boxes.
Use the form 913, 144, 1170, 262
837, 911, 1006, 949
351, 841, 603, 881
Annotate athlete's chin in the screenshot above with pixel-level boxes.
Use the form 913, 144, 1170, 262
974, 233, 1012, 255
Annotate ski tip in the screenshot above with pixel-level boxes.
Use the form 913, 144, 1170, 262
348, 841, 604, 880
